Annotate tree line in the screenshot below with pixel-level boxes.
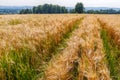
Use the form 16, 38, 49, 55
85, 9, 120, 14
19, 4, 68, 14
19, 3, 120, 14
19, 3, 84, 14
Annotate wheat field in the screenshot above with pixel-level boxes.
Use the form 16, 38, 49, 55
0, 14, 119, 80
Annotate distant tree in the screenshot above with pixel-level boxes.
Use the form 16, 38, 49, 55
33, 7, 36, 13
87, 10, 95, 14
19, 9, 32, 14
75, 2, 84, 13
23, 4, 68, 14
19, 9, 24, 14
61, 7, 68, 13
37, 5, 43, 13
42, 4, 49, 13
19, 4, 68, 14
70, 9, 75, 13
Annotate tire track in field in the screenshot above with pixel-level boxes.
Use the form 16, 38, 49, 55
37, 17, 84, 80
98, 17, 120, 80
43, 16, 86, 80
44, 16, 111, 80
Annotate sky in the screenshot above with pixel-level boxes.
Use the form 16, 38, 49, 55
0, 0, 120, 8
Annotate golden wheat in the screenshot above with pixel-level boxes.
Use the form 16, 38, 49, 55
0, 14, 85, 80
0, 14, 83, 54
98, 15, 120, 47
78, 16, 111, 80
44, 16, 111, 80
0, 14, 118, 80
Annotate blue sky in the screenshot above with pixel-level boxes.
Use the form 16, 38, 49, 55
0, 0, 120, 8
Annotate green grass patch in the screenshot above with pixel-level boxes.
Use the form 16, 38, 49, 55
0, 47, 40, 80
71, 60, 79, 80
101, 29, 120, 80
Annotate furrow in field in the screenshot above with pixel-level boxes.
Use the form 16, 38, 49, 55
44, 17, 85, 80
98, 15, 120, 47
44, 16, 111, 80
98, 15, 120, 80
37, 17, 84, 79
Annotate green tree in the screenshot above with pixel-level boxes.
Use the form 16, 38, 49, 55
19, 4, 68, 14
33, 7, 37, 13
19, 9, 32, 14
70, 9, 75, 13
37, 5, 43, 13
75, 2, 84, 13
